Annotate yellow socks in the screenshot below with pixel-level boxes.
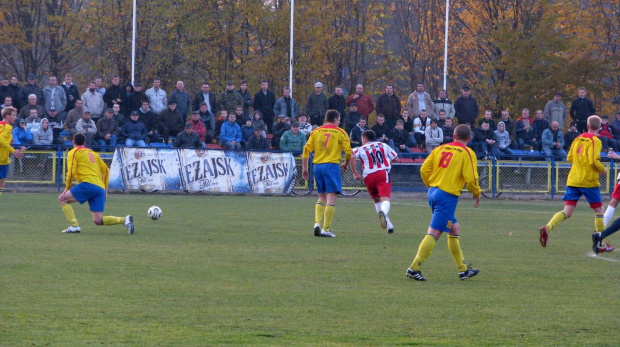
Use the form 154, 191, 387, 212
409, 234, 437, 271
546, 211, 566, 232
448, 235, 468, 272
595, 214, 604, 232
315, 201, 326, 225
102, 216, 124, 226
323, 205, 335, 231
61, 203, 79, 227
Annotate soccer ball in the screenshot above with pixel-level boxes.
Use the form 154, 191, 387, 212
148, 206, 162, 220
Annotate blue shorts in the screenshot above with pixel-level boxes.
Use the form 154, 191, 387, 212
314, 163, 342, 194
0, 164, 8, 179
70, 182, 106, 212
563, 186, 603, 208
427, 187, 459, 232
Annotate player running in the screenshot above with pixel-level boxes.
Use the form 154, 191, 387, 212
406, 124, 481, 281
0, 107, 25, 200
539, 115, 610, 250
302, 109, 352, 237
351, 129, 398, 233
58, 133, 134, 234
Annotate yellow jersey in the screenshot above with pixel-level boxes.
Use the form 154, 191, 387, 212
566, 133, 605, 188
303, 125, 352, 164
420, 141, 481, 197
0, 121, 15, 165
65, 146, 109, 190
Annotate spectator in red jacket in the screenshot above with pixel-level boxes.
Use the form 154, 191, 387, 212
346, 84, 374, 117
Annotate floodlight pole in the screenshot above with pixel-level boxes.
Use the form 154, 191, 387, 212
443, 0, 450, 90
289, 0, 294, 97
131, 0, 136, 84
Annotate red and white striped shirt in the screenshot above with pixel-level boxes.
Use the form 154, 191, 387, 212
352, 141, 398, 178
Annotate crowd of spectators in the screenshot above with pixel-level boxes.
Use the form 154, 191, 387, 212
0, 74, 617, 161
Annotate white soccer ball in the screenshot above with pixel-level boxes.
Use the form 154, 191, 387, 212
148, 206, 162, 220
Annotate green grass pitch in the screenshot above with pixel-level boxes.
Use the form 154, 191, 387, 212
1, 192, 618, 346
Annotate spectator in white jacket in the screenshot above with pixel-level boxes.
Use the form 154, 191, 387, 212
81, 81, 105, 121
424, 118, 443, 153
145, 78, 167, 115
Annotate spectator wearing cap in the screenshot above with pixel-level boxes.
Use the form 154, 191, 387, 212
454, 85, 479, 128
96, 108, 120, 151
75, 110, 97, 146
253, 80, 276, 133
189, 110, 211, 144
43, 75, 67, 115
65, 99, 84, 135
405, 81, 434, 119
128, 82, 148, 114
346, 84, 374, 118
103, 75, 125, 110
274, 86, 299, 121
12, 118, 33, 146
279, 121, 306, 153
219, 113, 242, 150
305, 82, 329, 126
173, 122, 204, 149
81, 81, 105, 120
564, 121, 580, 151
543, 91, 567, 128
137, 101, 158, 144
610, 110, 620, 143
245, 126, 271, 150
18, 73, 44, 109
240, 118, 255, 147
121, 111, 148, 147
60, 73, 80, 115
598, 115, 617, 152
297, 114, 312, 138
218, 81, 243, 115
328, 86, 346, 121
170, 80, 191, 117
192, 82, 217, 116
344, 102, 362, 134
46, 107, 65, 144
156, 100, 185, 144
19, 94, 46, 119
271, 114, 291, 149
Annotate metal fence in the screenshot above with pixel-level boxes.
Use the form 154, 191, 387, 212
3, 147, 618, 199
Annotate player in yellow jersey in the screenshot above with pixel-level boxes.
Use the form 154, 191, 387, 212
0, 107, 25, 200
58, 133, 134, 234
406, 124, 481, 281
302, 109, 352, 237
539, 115, 609, 249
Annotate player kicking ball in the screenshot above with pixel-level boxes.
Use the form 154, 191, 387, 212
351, 130, 398, 233
58, 133, 134, 234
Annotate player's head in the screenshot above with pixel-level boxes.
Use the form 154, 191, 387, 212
362, 130, 376, 145
587, 115, 601, 132
454, 124, 471, 142
324, 109, 340, 124
73, 132, 87, 146
1, 106, 17, 120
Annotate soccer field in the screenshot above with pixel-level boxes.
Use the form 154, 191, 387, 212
2, 192, 618, 346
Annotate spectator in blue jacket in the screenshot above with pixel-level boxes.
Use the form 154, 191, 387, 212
542, 121, 566, 161
12, 118, 33, 145
220, 113, 242, 149
273, 87, 299, 121
121, 111, 148, 147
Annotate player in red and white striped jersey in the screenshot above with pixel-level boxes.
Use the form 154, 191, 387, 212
351, 129, 398, 233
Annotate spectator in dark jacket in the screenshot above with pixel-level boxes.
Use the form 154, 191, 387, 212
271, 114, 291, 149
197, 102, 216, 139
128, 82, 148, 114
192, 82, 217, 115
399, 110, 417, 147
515, 109, 537, 150
611, 110, 620, 142
170, 80, 191, 117
390, 119, 411, 153
60, 73, 80, 115
137, 100, 158, 144
454, 85, 479, 128
532, 109, 550, 150
246, 126, 271, 150
237, 81, 253, 120
344, 103, 362, 134
17, 73, 44, 109
371, 114, 392, 148
156, 100, 185, 144
218, 81, 244, 116
253, 81, 276, 133
375, 85, 401, 129
96, 109, 120, 151
174, 122, 204, 149
442, 117, 454, 144
306, 82, 329, 126
46, 107, 65, 144
328, 87, 346, 119
350, 117, 369, 148
474, 120, 500, 158
103, 75, 125, 110
564, 121, 580, 151
569, 87, 595, 133
121, 111, 148, 147
240, 118, 255, 147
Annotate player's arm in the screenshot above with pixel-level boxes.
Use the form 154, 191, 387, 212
301, 135, 314, 181
340, 130, 352, 170
0, 131, 15, 154
350, 151, 361, 180
419, 152, 434, 188
591, 139, 606, 173
463, 152, 482, 199
98, 156, 110, 189
65, 150, 76, 191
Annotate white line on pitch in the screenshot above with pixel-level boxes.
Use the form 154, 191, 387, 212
588, 253, 620, 262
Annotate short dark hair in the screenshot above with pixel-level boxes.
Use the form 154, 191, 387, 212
454, 124, 471, 140
73, 132, 86, 146
376, 113, 385, 119
396, 119, 404, 125
362, 130, 376, 141
324, 109, 340, 123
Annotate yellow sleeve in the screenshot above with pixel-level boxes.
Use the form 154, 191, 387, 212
420, 151, 435, 188
98, 156, 110, 189
0, 124, 15, 153
591, 138, 605, 173
302, 131, 315, 159
65, 149, 76, 191
340, 131, 352, 160
463, 148, 481, 197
